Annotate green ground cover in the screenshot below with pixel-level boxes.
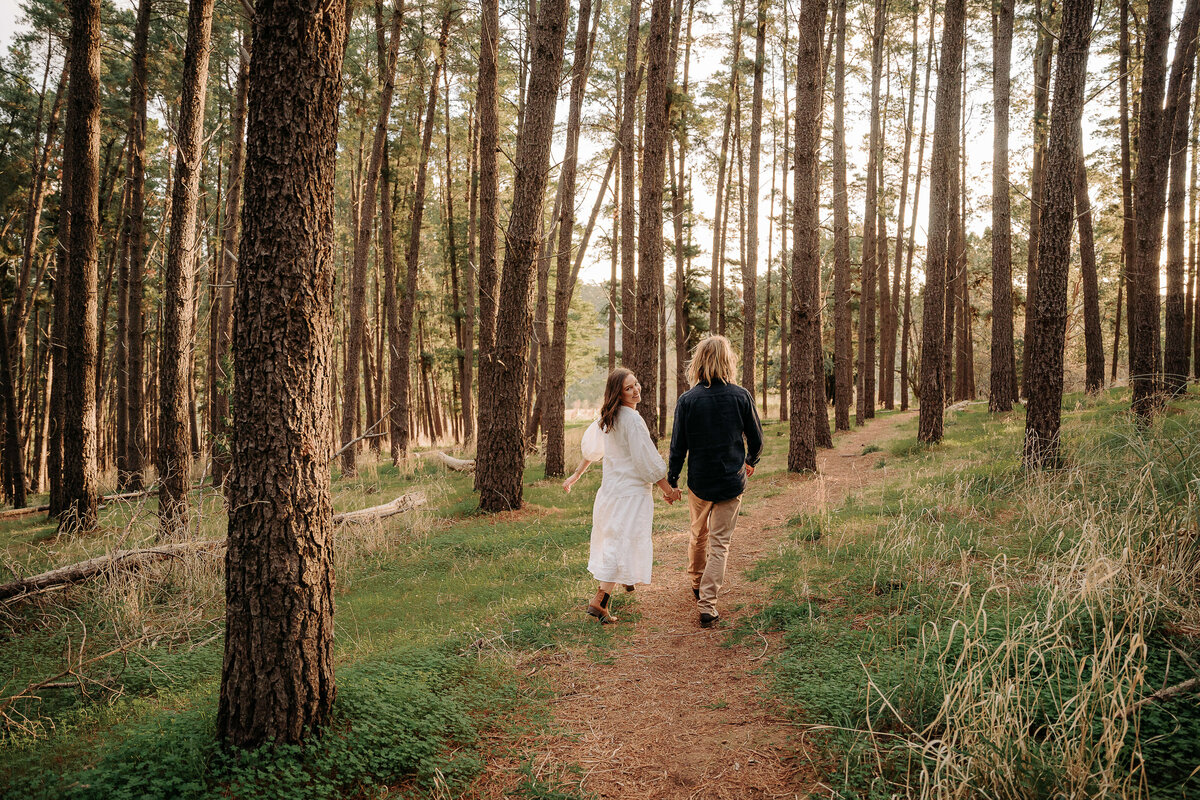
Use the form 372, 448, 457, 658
747, 390, 1200, 799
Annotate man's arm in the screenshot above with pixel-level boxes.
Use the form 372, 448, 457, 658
742, 389, 764, 467
667, 396, 688, 488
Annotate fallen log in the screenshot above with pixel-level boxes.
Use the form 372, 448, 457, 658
0, 540, 225, 601
422, 451, 475, 472
333, 491, 426, 524
0, 492, 426, 602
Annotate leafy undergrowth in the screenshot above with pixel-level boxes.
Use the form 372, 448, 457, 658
750, 388, 1200, 799
0, 419, 697, 799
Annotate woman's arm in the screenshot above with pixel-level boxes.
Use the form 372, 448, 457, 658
562, 460, 592, 493
656, 477, 682, 504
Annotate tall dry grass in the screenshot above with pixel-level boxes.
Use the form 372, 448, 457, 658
862, 413, 1200, 798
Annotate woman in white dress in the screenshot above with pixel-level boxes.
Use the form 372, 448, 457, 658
563, 369, 682, 623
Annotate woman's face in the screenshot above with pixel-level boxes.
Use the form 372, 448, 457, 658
621, 373, 641, 407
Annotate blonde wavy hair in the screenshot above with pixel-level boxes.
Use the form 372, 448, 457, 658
686, 335, 738, 387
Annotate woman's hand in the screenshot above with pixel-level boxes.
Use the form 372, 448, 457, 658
562, 475, 578, 494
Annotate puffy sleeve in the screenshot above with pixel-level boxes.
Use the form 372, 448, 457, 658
581, 419, 606, 461
620, 409, 667, 484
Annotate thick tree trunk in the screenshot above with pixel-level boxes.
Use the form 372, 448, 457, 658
475, 0, 568, 512
1075, 133, 1105, 393
917, 0, 964, 444
1024, 0, 1092, 469
60, 0, 103, 534
788, 0, 827, 474
157, 0, 215, 539
218, 0, 349, 748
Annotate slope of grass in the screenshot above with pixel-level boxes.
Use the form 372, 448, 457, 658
751, 389, 1200, 799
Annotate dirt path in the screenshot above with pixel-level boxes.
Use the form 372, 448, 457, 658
476, 412, 915, 800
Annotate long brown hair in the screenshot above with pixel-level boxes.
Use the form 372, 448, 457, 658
599, 368, 633, 432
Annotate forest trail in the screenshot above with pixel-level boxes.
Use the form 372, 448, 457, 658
474, 410, 916, 800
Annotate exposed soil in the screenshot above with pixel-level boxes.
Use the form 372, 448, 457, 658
473, 412, 915, 800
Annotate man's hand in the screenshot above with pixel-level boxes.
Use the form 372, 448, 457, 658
663, 486, 683, 504
744, 464, 755, 478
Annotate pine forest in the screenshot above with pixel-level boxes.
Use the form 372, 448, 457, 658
1, 0, 1199, 795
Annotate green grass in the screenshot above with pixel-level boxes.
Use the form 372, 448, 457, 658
751, 389, 1200, 799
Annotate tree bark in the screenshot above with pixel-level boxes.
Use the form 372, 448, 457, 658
635, 0, 673, 435
158, 0, 215, 539
60, 0, 103, 533
1021, 0, 1056, 399
1132, 0, 1200, 416
1024, 0, 1092, 469
1115, 0, 1133, 384
989, 0, 1017, 411
1075, 132, 1105, 393
544, 0, 597, 477
475, 0, 569, 512
857, 0, 886, 424
473, 0, 500, 458
742, 0, 767, 392
1163, 0, 1200, 394
620, 0, 642, 365
788, 0, 828, 474
917, 0, 964, 444
218, 0, 349, 748
831, 0, 851, 432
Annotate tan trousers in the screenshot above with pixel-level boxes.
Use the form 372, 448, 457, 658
687, 492, 743, 616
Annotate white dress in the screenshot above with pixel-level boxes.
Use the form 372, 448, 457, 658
582, 405, 667, 586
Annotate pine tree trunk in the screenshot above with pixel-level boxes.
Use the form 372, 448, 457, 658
917, 0, 964, 444
60, 0, 103, 533
620, 0, 642, 365
394, 14, 449, 459
831, 0, 851, 431
1021, 0, 1056, 399
1115, 0, 1133, 383
1163, 4, 1200, 394
544, 0, 596, 478
1075, 133, 1105, 392
218, 0, 347, 748
157, 0, 215, 539
989, 0, 1017, 411
635, 0, 673, 435
340, 0, 405, 476
857, 0, 885, 424
211, 42, 249, 487
475, 0, 569, 512
672, 2, 695, 400
1024, 0, 1092, 469
788, 0, 827, 474
743, 0, 767, 392
778, 0, 790, 422
1132, 0, 1200, 417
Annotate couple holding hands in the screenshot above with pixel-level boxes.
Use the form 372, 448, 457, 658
562, 335, 765, 629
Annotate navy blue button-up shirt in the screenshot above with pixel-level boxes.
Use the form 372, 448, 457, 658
667, 379, 764, 503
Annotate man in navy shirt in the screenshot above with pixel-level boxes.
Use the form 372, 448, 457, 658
668, 335, 764, 628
